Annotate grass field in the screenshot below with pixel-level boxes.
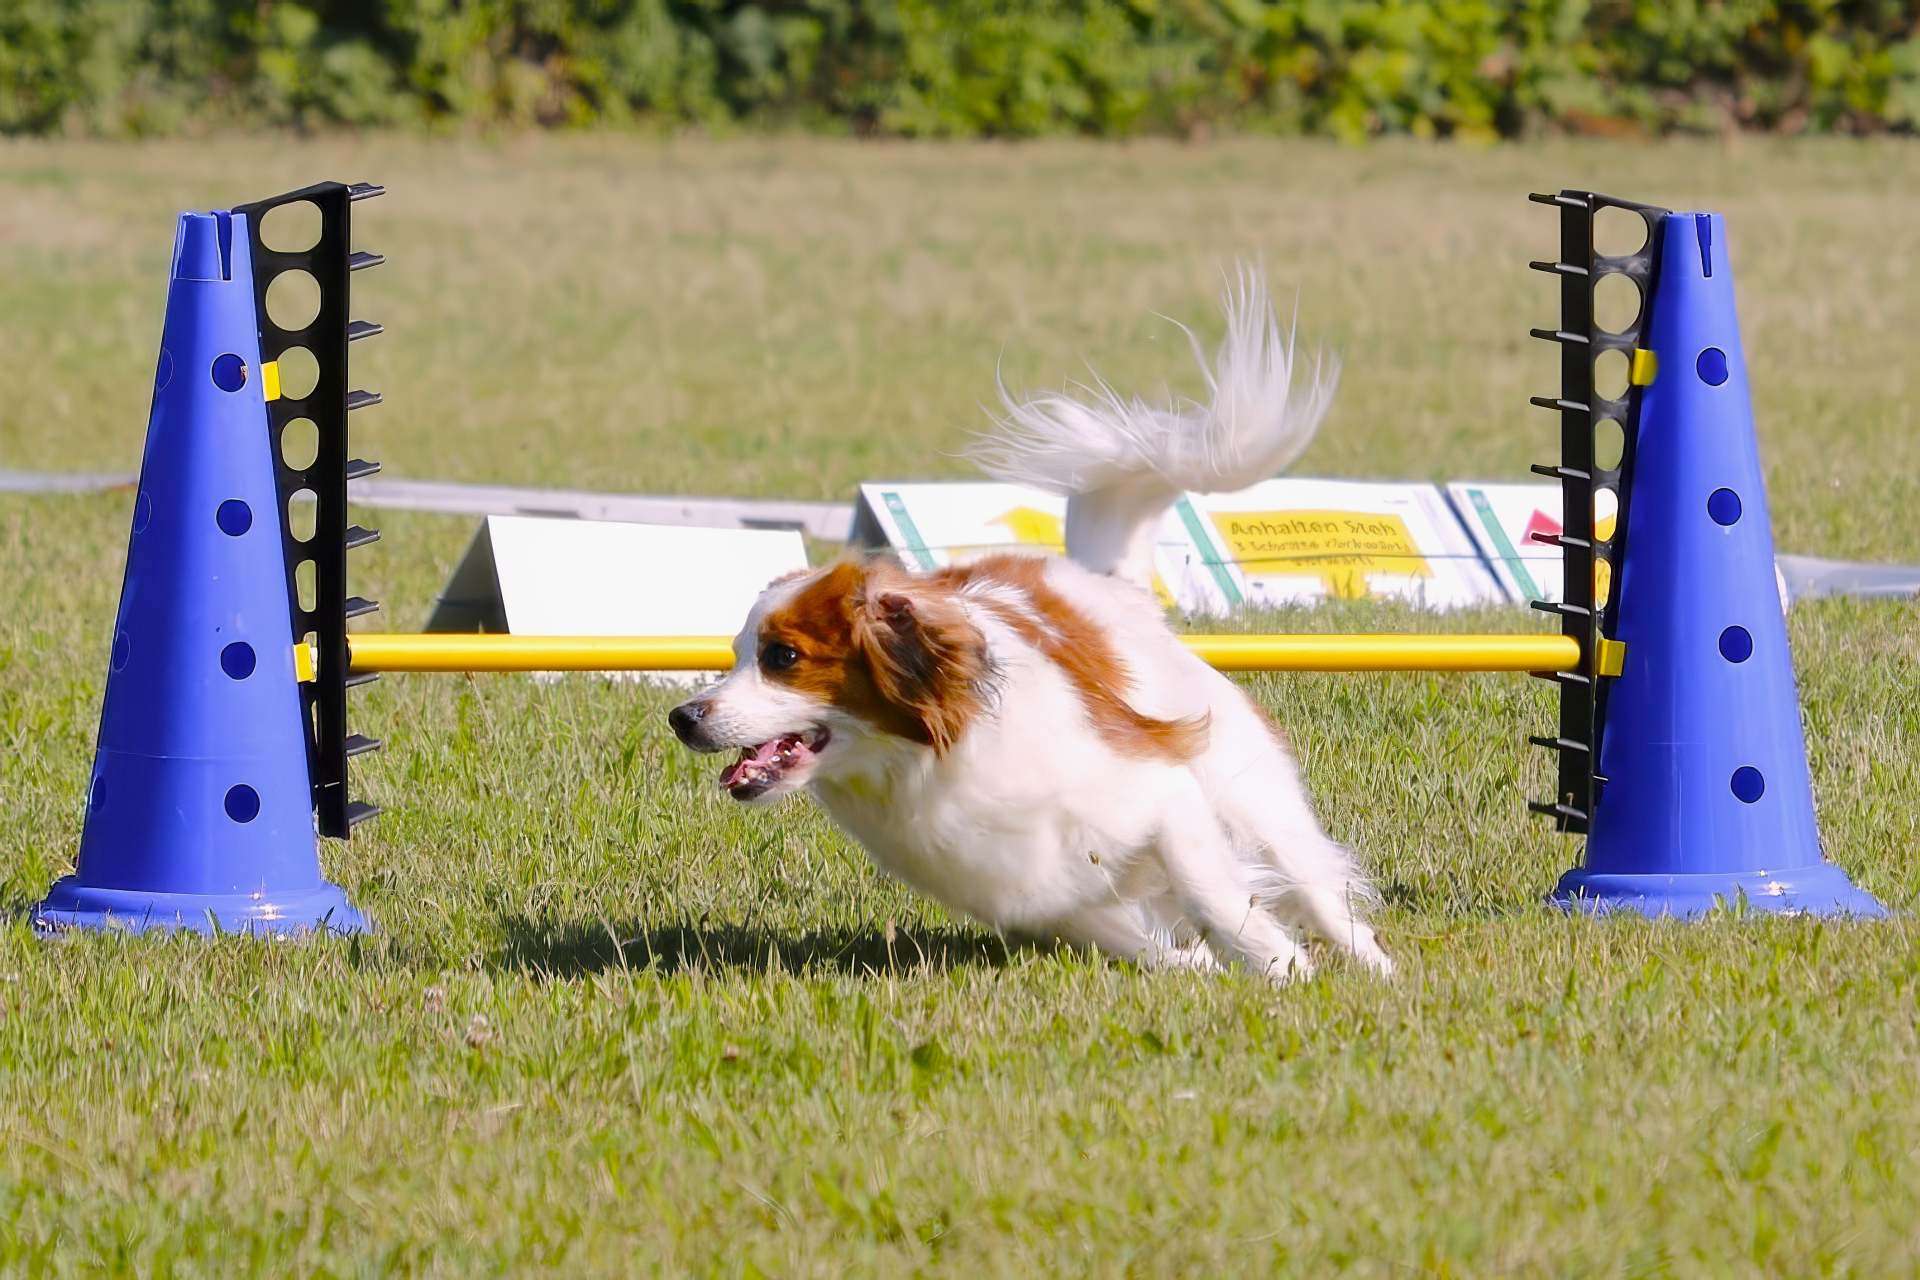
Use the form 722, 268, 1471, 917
2, 136, 1918, 1275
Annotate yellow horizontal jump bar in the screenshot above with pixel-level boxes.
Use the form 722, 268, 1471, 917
1178, 633, 1580, 673
342, 632, 1581, 675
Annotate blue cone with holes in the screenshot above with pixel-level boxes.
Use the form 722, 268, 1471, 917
1552, 211, 1884, 918
36, 210, 367, 935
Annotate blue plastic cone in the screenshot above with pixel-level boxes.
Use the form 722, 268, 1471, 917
36, 211, 368, 935
1552, 212, 1884, 918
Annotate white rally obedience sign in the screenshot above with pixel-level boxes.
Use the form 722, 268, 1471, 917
852, 480, 1502, 613
1446, 481, 1628, 605
1181, 479, 1502, 610
848, 482, 1216, 612
426, 515, 809, 682
1446, 482, 1567, 604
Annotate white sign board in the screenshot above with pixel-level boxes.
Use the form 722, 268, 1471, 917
848, 482, 1228, 613
852, 479, 1504, 613
1181, 479, 1503, 611
850, 481, 1068, 569
1446, 482, 1567, 604
426, 515, 808, 681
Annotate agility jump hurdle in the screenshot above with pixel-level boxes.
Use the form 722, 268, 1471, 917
34, 180, 1886, 937
336, 632, 1585, 676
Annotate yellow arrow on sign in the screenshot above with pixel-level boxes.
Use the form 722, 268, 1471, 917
990, 505, 1066, 550
990, 506, 1175, 607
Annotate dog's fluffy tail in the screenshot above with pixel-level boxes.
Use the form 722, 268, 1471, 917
973, 263, 1339, 590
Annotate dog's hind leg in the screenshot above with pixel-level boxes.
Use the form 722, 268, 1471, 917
1268, 875, 1392, 977
1197, 724, 1393, 975
1152, 786, 1313, 983
1215, 778, 1392, 975
1050, 901, 1221, 973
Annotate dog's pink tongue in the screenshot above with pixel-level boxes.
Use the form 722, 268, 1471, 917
719, 738, 785, 790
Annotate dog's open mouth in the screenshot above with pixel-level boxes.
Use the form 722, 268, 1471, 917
718, 727, 832, 801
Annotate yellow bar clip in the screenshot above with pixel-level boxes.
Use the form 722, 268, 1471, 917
261, 360, 282, 402
1629, 349, 1658, 387
293, 639, 315, 683
1596, 637, 1627, 677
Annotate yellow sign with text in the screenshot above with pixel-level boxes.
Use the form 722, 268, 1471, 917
1209, 510, 1432, 600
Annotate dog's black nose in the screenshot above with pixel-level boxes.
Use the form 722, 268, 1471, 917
668, 701, 707, 744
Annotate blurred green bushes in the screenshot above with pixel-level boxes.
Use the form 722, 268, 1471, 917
2, 0, 1916, 139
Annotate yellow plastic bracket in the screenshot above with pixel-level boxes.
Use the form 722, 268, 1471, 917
1629, 348, 1658, 387
1596, 637, 1627, 678
293, 641, 314, 683
260, 360, 282, 403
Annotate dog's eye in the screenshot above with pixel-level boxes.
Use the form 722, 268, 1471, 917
761, 642, 800, 672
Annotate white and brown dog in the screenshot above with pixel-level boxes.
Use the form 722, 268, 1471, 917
669, 269, 1389, 981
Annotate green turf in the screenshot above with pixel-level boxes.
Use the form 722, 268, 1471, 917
2, 137, 1917, 1275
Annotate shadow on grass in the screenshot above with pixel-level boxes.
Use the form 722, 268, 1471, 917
1377, 880, 1423, 910
493, 916, 1014, 978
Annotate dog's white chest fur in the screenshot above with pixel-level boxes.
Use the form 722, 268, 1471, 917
812, 650, 1175, 930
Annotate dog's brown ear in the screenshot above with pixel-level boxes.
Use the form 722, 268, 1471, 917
854, 583, 991, 753
770, 556, 871, 596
